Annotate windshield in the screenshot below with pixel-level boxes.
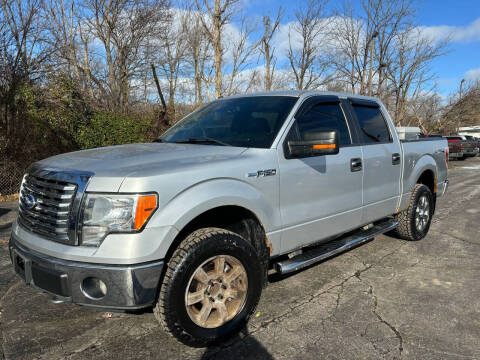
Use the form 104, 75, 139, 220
158, 96, 298, 148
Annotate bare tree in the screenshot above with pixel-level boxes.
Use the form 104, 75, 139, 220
224, 16, 257, 95
287, 0, 332, 90
183, 9, 211, 105
407, 92, 443, 133
155, 9, 189, 122
386, 28, 446, 125
196, 0, 238, 98
259, 8, 282, 91
82, 0, 169, 111
329, 5, 363, 93
0, 0, 48, 139
365, 0, 416, 97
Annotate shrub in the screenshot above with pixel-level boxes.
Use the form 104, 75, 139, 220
75, 112, 152, 149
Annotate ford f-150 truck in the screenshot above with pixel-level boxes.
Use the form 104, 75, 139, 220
9, 91, 448, 346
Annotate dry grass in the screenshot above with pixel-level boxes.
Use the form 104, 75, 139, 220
0, 193, 19, 202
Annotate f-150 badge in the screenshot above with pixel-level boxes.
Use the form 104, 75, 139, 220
247, 169, 277, 178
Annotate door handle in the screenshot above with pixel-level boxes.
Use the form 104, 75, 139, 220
392, 153, 401, 165
350, 158, 362, 172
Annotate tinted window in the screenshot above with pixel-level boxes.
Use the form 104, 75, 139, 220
352, 105, 391, 143
291, 102, 351, 145
159, 96, 297, 148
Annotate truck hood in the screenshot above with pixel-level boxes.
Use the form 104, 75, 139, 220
35, 143, 247, 179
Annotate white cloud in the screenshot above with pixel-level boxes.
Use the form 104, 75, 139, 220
417, 17, 480, 43
465, 67, 480, 81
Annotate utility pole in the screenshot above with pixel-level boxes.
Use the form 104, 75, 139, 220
459, 78, 465, 99
457, 79, 466, 134
367, 31, 378, 96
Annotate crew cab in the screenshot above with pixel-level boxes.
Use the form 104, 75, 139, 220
9, 91, 448, 346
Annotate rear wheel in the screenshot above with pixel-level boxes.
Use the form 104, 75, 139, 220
391, 184, 433, 241
154, 228, 263, 347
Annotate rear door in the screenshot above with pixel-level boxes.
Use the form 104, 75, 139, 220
277, 96, 364, 253
347, 98, 401, 224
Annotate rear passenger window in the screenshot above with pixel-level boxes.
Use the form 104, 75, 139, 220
293, 102, 351, 146
352, 106, 392, 144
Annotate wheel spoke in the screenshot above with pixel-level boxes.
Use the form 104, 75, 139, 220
226, 288, 239, 299
198, 302, 213, 324
214, 256, 225, 276
194, 268, 210, 284
215, 302, 228, 323
187, 290, 205, 305
225, 264, 243, 283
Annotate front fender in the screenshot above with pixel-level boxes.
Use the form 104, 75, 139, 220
146, 178, 281, 252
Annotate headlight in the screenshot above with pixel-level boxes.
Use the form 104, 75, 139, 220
80, 193, 157, 246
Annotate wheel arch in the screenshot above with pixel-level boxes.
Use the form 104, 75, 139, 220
164, 205, 271, 287
416, 169, 436, 195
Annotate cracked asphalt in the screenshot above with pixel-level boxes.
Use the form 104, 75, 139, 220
1, 157, 479, 360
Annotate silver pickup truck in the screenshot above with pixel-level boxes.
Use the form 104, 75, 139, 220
9, 91, 448, 346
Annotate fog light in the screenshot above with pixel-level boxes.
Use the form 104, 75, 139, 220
81, 277, 107, 300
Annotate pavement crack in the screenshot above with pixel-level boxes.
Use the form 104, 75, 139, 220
368, 285, 404, 358
443, 232, 480, 247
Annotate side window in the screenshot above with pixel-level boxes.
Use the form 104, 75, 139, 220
292, 102, 352, 146
352, 105, 392, 144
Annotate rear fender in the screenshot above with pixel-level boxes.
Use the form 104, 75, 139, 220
399, 154, 437, 211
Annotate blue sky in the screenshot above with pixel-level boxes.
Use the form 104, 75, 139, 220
243, 0, 480, 97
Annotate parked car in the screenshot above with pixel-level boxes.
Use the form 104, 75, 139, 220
464, 135, 479, 156
444, 136, 464, 160
9, 91, 449, 346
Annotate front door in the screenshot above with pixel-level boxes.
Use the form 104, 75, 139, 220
277, 96, 364, 254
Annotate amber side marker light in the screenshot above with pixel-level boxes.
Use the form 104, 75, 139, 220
313, 144, 336, 150
134, 195, 157, 230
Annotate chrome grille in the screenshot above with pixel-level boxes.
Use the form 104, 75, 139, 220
18, 174, 78, 244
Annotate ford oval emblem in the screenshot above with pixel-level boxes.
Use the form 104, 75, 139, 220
23, 194, 37, 209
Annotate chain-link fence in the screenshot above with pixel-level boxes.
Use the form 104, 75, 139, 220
0, 156, 26, 196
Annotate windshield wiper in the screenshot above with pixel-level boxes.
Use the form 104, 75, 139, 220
153, 138, 165, 143
174, 137, 231, 146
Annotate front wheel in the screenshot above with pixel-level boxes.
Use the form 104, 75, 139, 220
154, 228, 263, 347
391, 184, 433, 241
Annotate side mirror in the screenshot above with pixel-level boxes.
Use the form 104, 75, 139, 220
287, 130, 339, 158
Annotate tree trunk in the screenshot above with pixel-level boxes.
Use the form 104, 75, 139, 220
213, 0, 223, 98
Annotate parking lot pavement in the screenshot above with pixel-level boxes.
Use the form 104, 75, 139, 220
1, 157, 479, 360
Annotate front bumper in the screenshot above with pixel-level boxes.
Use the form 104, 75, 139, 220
464, 149, 478, 156
9, 237, 163, 310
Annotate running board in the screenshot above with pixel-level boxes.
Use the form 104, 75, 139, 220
274, 218, 398, 275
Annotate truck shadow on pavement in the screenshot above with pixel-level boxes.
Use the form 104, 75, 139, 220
0, 208, 13, 235
200, 327, 274, 360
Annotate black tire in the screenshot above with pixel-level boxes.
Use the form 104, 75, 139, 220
458, 155, 467, 160
391, 184, 433, 241
153, 227, 263, 347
